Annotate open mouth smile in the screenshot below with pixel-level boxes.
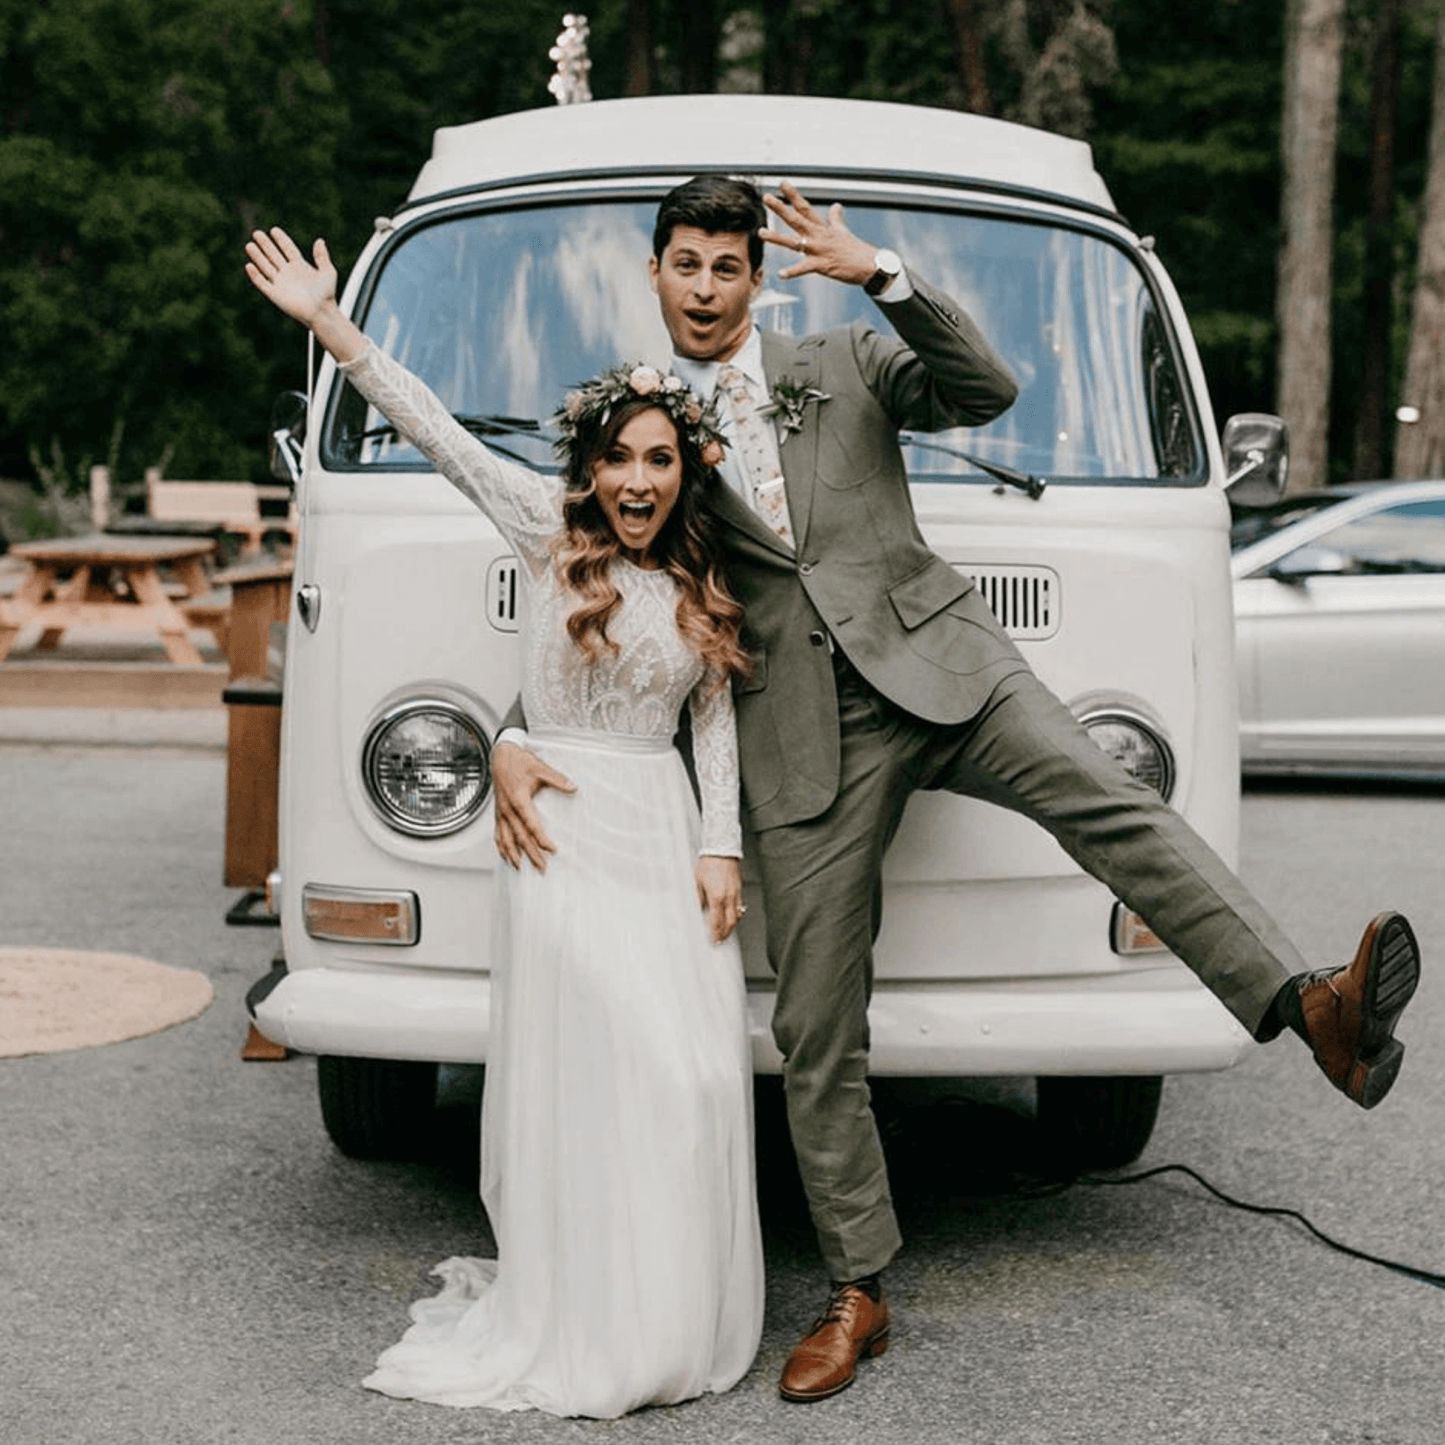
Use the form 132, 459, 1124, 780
618, 501, 655, 521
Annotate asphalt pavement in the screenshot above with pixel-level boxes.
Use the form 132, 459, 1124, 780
2, 677, 1443, 1445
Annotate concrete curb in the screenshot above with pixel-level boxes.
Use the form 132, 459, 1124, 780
0, 660, 226, 709
0, 707, 227, 750
0, 629, 228, 749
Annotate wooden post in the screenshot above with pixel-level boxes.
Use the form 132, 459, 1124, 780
89, 464, 111, 531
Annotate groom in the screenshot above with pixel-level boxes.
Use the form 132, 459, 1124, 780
492, 175, 1421, 1402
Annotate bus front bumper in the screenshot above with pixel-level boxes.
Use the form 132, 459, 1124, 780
249, 962, 1253, 1077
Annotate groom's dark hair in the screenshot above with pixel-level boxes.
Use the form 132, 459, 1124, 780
653, 175, 766, 272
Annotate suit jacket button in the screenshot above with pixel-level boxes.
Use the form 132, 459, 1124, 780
799, 562, 815, 576
809, 630, 827, 647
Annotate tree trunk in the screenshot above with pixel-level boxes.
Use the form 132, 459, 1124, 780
1276, 0, 1345, 493
622, 0, 655, 96
1352, 0, 1401, 480
314, 0, 330, 68
678, 0, 718, 93
761, 0, 821, 95
1394, 8, 1445, 479
941, 0, 993, 113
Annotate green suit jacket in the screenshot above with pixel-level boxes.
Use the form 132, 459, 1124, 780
707, 274, 1027, 832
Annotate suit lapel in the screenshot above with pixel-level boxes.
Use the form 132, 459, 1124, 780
761, 329, 822, 548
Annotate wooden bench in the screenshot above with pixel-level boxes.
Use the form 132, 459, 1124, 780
0, 533, 219, 666
146, 477, 297, 557
179, 587, 234, 655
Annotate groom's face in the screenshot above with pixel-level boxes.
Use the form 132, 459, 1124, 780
649, 226, 763, 363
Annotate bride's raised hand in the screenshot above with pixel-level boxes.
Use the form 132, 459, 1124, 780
245, 226, 366, 363
244, 226, 337, 328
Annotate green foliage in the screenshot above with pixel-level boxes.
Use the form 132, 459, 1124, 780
1093, 0, 1438, 474
0, 0, 344, 489
1091, 2, 1285, 428
325, 0, 567, 235
0, 0, 1439, 496
1323, 0, 1439, 480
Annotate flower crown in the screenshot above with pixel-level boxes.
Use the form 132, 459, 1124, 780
553, 363, 727, 470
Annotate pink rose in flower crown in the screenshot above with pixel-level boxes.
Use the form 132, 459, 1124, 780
662, 375, 684, 393
684, 399, 703, 424
628, 365, 663, 396
700, 439, 725, 469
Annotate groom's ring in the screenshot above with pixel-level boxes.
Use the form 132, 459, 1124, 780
798, 239, 807, 254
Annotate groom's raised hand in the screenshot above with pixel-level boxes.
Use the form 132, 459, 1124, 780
760, 181, 879, 287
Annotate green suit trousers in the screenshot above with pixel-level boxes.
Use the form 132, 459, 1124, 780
752, 657, 1304, 1281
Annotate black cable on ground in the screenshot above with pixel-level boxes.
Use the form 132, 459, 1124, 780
1077, 1162, 1445, 1289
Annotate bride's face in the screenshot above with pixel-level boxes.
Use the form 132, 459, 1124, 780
590, 408, 685, 567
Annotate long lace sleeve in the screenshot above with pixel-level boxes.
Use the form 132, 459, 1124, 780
688, 671, 743, 858
339, 341, 560, 572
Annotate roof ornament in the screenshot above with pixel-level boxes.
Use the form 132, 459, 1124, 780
548, 14, 593, 105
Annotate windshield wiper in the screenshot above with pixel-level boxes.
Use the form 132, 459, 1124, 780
455, 413, 545, 439
900, 434, 1047, 500
1357, 557, 1445, 575
358, 414, 549, 468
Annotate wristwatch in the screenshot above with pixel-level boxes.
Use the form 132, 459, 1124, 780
863, 248, 903, 297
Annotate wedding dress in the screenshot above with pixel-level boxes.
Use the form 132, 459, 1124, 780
343, 344, 764, 1417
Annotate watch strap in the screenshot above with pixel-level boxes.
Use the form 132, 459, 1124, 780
863, 249, 902, 297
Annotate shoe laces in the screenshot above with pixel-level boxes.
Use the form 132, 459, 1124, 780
812, 1285, 865, 1333
1299, 967, 1345, 999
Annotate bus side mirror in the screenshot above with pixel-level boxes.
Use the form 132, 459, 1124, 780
269, 391, 308, 485
1222, 413, 1289, 508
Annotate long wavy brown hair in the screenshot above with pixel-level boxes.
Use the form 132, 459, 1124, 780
551, 396, 750, 686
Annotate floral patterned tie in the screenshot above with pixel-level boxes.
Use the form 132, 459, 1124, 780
717, 363, 795, 547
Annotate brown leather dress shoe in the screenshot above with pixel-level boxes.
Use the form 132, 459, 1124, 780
779, 1283, 891, 1402
1297, 911, 1420, 1109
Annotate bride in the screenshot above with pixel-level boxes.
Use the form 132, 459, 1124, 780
246, 226, 764, 1418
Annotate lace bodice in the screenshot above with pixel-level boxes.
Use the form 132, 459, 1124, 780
339, 343, 742, 857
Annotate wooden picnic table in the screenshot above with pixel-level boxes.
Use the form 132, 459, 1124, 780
0, 533, 219, 667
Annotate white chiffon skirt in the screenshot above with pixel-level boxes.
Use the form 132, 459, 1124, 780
362, 730, 764, 1418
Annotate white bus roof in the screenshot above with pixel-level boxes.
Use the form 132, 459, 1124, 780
410, 94, 1116, 214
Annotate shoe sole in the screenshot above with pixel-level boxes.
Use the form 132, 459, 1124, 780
778, 1328, 890, 1403
1352, 912, 1420, 1109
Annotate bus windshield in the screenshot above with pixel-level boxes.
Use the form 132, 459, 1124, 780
326, 194, 1201, 485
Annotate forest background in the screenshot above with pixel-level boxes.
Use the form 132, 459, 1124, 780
1, 0, 1441, 528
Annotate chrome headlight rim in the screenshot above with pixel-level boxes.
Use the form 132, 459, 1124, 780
1076, 704, 1177, 802
360, 697, 492, 838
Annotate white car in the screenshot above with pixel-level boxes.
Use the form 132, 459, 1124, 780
249, 94, 1288, 1169
1232, 480, 1445, 779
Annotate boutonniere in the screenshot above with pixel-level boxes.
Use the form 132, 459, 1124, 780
760, 378, 831, 436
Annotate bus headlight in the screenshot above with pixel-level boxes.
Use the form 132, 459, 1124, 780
1079, 709, 1175, 800
361, 699, 491, 837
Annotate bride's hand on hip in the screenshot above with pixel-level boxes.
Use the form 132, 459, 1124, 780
696, 855, 745, 944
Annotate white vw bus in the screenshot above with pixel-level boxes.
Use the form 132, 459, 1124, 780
249, 94, 1286, 1167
